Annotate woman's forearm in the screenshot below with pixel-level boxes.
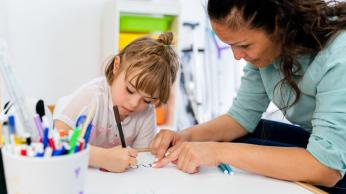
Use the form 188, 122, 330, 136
182, 114, 248, 142
218, 143, 341, 186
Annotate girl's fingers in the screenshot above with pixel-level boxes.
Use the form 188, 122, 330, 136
153, 145, 181, 168
129, 156, 137, 167
128, 148, 138, 157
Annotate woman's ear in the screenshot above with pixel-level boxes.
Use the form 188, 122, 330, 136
113, 56, 121, 74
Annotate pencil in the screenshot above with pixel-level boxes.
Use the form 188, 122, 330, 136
113, 106, 126, 148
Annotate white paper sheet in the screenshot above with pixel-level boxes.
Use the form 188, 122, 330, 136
85, 152, 313, 194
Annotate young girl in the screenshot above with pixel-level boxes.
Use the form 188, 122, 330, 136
54, 32, 179, 172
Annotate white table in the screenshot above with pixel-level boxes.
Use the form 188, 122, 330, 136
85, 153, 315, 194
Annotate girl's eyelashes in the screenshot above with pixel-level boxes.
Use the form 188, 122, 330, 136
126, 87, 134, 94
126, 85, 154, 104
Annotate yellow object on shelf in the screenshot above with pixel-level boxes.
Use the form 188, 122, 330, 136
119, 33, 147, 50
118, 33, 159, 50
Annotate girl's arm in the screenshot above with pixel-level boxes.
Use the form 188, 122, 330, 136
54, 120, 138, 172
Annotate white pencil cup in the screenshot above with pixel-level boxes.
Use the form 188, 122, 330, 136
1, 146, 89, 194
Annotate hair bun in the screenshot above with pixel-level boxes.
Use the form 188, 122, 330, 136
158, 31, 174, 45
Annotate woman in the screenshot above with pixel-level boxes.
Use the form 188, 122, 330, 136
150, 0, 346, 193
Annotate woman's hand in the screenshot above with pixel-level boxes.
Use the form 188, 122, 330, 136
149, 129, 189, 161
154, 142, 221, 173
101, 146, 138, 172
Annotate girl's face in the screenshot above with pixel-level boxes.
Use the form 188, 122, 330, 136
211, 20, 281, 68
110, 58, 158, 120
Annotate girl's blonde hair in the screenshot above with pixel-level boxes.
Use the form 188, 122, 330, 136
105, 32, 179, 106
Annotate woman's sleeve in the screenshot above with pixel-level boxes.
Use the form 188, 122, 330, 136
227, 64, 270, 132
307, 46, 346, 177
132, 105, 157, 148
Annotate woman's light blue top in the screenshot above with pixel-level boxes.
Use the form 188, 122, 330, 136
228, 31, 346, 176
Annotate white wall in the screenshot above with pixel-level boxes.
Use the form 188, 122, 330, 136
2, 0, 107, 104
1, 0, 241, 115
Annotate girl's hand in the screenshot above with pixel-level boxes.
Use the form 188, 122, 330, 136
149, 129, 188, 161
102, 146, 138, 172
154, 142, 221, 174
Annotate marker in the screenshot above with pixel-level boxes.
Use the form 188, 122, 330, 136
75, 115, 86, 128
218, 163, 234, 175
43, 128, 49, 149
20, 148, 27, 156
83, 123, 93, 148
68, 127, 81, 154
113, 106, 126, 148
34, 115, 44, 139
8, 115, 16, 135
78, 139, 85, 152
223, 163, 234, 175
2, 121, 10, 145
218, 164, 228, 174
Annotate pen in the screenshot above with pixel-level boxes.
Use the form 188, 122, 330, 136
68, 127, 81, 154
8, 115, 16, 135
75, 115, 86, 128
34, 115, 44, 139
218, 164, 228, 174
113, 106, 126, 148
224, 163, 234, 175
43, 127, 50, 149
2, 121, 10, 145
83, 123, 93, 148
218, 163, 234, 175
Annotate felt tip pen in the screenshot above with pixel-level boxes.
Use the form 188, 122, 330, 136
219, 163, 234, 175
8, 115, 16, 135
68, 127, 81, 154
218, 164, 228, 174
113, 106, 126, 148
34, 115, 44, 138
83, 123, 93, 148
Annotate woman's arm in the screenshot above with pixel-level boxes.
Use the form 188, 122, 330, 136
219, 142, 341, 187
183, 114, 248, 142
151, 114, 248, 160
155, 138, 340, 186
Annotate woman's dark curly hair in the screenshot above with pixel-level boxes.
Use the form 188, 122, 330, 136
208, 0, 346, 109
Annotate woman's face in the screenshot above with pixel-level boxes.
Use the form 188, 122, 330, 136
211, 20, 281, 68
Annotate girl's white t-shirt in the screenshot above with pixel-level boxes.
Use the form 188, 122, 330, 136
53, 77, 157, 148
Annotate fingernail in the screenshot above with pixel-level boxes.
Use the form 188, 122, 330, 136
165, 151, 170, 157
154, 158, 159, 162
